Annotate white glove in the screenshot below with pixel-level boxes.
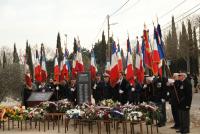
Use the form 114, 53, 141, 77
56, 86, 59, 90
161, 99, 165, 103
119, 89, 124, 94
93, 84, 97, 89
71, 88, 75, 92
167, 92, 170, 96
143, 84, 147, 88
131, 88, 135, 92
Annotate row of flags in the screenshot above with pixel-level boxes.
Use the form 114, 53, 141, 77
25, 23, 165, 89
105, 23, 165, 88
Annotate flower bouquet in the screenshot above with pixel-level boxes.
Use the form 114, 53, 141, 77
99, 99, 120, 108
57, 99, 73, 113
38, 101, 58, 113
28, 107, 46, 120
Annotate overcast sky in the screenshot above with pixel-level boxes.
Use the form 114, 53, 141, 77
0, 0, 199, 53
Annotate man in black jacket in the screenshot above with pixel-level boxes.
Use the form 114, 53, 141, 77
68, 78, 77, 105
167, 74, 181, 129
152, 76, 168, 127
177, 73, 192, 133
115, 72, 129, 104
92, 73, 104, 103
102, 73, 113, 100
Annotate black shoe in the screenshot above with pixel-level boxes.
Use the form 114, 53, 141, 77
171, 125, 180, 129
176, 130, 189, 133
157, 123, 165, 127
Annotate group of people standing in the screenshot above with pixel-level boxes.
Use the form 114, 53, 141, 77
22, 71, 193, 133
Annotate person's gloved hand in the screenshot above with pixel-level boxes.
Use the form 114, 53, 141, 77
119, 89, 124, 94
93, 84, 97, 89
161, 99, 165, 103
71, 88, 75, 92
185, 106, 190, 109
143, 84, 147, 88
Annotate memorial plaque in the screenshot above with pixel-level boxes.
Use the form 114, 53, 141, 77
77, 72, 91, 104
27, 92, 53, 107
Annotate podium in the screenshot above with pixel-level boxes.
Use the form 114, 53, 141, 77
27, 92, 53, 107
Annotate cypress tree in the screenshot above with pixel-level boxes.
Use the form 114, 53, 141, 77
13, 43, 19, 63
56, 33, 63, 66
101, 31, 107, 69
3, 51, 6, 68
171, 16, 178, 59
121, 48, 126, 71
40, 43, 46, 64
193, 26, 199, 74
187, 20, 194, 74
180, 22, 188, 60
73, 38, 78, 54
165, 30, 172, 59
28, 45, 34, 79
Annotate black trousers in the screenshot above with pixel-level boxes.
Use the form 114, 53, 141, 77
156, 102, 166, 125
171, 104, 180, 127
179, 109, 190, 133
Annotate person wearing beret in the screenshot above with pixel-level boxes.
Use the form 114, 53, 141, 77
176, 73, 192, 133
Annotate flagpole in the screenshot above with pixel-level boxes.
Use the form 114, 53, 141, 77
163, 59, 180, 103
155, 19, 180, 103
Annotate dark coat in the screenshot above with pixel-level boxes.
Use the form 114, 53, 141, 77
67, 84, 77, 104
178, 79, 192, 110
92, 80, 104, 103
102, 81, 113, 100
22, 85, 32, 107
168, 80, 181, 106
115, 78, 129, 104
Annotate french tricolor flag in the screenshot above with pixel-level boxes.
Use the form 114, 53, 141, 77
75, 38, 84, 72
54, 51, 60, 82
110, 41, 119, 88
117, 43, 123, 73
152, 27, 161, 75
90, 50, 97, 81
72, 54, 77, 78
34, 49, 42, 83
126, 38, 134, 86
40, 46, 47, 82
135, 38, 144, 84
157, 23, 165, 77
60, 49, 69, 81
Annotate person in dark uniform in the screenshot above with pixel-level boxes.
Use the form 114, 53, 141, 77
68, 78, 77, 105
46, 78, 56, 91
152, 76, 168, 127
102, 73, 112, 100
59, 79, 69, 100
22, 83, 33, 107
132, 80, 142, 104
177, 73, 192, 133
167, 73, 181, 129
115, 72, 129, 104
92, 73, 104, 103
141, 76, 154, 103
